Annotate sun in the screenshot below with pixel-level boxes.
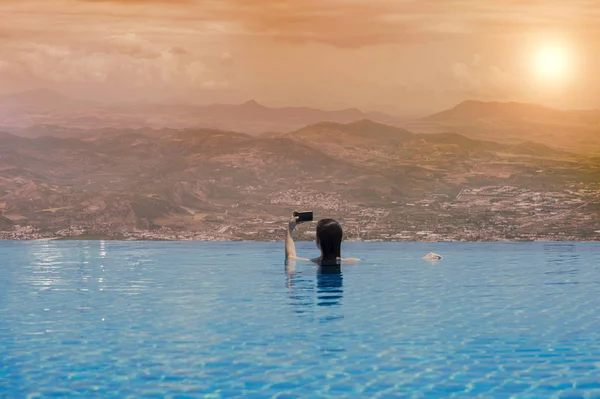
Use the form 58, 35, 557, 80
533, 44, 570, 82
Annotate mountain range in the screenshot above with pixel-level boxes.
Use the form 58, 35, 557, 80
2, 89, 599, 153
411, 100, 600, 151
0, 89, 402, 135
1, 118, 598, 240
2, 89, 599, 240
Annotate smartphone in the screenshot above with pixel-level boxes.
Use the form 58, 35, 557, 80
293, 211, 313, 222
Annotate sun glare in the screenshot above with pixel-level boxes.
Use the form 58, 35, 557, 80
533, 44, 570, 82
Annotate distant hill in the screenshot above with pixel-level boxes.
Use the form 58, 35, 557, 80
425, 101, 567, 122
412, 100, 600, 152
1, 125, 87, 139
280, 119, 415, 146
0, 89, 403, 135
5, 88, 73, 106
2, 89, 94, 110
272, 119, 562, 158
1, 121, 595, 241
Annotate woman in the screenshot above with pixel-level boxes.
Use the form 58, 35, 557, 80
285, 214, 359, 264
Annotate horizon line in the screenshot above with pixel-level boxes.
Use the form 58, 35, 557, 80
2, 87, 599, 115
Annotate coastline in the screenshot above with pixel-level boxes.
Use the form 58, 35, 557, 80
4, 236, 599, 243
3, 225, 600, 243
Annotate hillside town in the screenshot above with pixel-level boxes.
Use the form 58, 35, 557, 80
3, 183, 599, 242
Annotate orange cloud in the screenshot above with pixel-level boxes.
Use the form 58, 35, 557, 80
3, 0, 600, 48
0, 32, 217, 90
81, 0, 192, 3
1, 0, 599, 111
451, 56, 525, 99
192, 0, 600, 47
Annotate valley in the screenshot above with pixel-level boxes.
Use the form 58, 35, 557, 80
1, 115, 599, 241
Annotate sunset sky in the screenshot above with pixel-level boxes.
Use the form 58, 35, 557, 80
1, 0, 599, 115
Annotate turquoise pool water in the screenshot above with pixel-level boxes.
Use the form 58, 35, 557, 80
1, 241, 600, 398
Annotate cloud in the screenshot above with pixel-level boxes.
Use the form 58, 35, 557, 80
450, 55, 524, 99
220, 51, 233, 66
80, 0, 192, 3
219, 0, 432, 47
200, 79, 229, 89
1, 34, 222, 89
170, 46, 188, 56
1, 0, 599, 110
207, 0, 600, 47
2, 0, 600, 48
103, 32, 162, 59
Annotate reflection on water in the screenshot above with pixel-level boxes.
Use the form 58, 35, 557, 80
316, 264, 343, 307
25, 240, 68, 290
543, 243, 580, 282
17, 240, 159, 313
285, 261, 344, 318
285, 262, 314, 316
285, 261, 346, 356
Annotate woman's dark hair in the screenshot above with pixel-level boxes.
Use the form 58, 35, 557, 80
316, 219, 343, 262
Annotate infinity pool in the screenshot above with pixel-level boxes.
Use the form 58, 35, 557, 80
1, 241, 600, 398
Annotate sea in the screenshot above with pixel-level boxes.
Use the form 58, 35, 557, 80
1, 240, 600, 398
